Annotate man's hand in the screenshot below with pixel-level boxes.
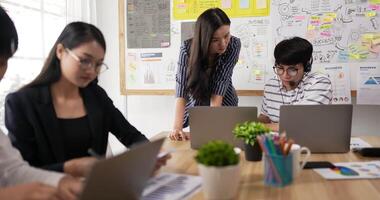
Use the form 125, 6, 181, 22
0, 182, 59, 200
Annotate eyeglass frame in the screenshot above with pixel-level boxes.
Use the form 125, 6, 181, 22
272, 64, 302, 77
65, 48, 109, 73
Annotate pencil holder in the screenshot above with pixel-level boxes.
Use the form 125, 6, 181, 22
263, 153, 293, 187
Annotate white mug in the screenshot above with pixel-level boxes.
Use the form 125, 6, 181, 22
290, 144, 311, 178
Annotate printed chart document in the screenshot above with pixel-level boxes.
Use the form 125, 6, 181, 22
314, 161, 380, 180
350, 137, 372, 149
142, 172, 202, 200
357, 65, 380, 105
323, 66, 351, 104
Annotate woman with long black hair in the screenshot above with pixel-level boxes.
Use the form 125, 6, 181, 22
169, 8, 241, 141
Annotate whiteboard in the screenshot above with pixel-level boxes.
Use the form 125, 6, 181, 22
119, 0, 380, 95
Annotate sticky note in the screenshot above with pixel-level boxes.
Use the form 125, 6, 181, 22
320, 31, 332, 37
240, 0, 249, 9
320, 24, 333, 29
372, 37, 380, 45
294, 15, 306, 20
308, 25, 316, 30
325, 13, 337, 18
310, 16, 320, 20
323, 17, 334, 23
369, 4, 380, 10
366, 11, 377, 17
221, 0, 232, 9
256, 0, 267, 9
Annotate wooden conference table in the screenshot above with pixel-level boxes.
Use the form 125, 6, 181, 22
155, 132, 380, 200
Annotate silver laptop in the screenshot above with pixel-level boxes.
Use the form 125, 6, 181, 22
80, 137, 165, 200
189, 106, 257, 149
279, 104, 353, 153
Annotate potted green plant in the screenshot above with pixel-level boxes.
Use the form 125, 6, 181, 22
195, 140, 240, 200
233, 121, 271, 161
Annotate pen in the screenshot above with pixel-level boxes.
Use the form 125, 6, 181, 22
87, 148, 104, 159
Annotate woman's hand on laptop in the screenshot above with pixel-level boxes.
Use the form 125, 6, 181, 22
63, 157, 98, 177
56, 176, 83, 200
169, 129, 190, 141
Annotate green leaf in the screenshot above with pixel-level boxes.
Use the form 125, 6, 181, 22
195, 140, 239, 166
232, 121, 271, 145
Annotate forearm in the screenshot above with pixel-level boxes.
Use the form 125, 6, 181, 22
210, 95, 223, 107
173, 98, 186, 130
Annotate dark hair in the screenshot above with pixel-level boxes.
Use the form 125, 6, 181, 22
0, 6, 18, 59
274, 37, 313, 72
23, 21, 106, 89
186, 8, 231, 102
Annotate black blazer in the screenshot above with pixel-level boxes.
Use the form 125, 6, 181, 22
5, 84, 148, 171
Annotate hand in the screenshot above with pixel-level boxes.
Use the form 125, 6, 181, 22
0, 182, 58, 200
265, 123, 279, 132
64, 157, 98, 177
169, 129, 190, 141
56, 176, 83, 200
151, 153, 172, 176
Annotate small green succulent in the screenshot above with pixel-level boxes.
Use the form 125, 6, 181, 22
233, 121, 271, 146
195, 140, 239, 167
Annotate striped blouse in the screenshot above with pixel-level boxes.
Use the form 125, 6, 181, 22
261, 72, 332, 123
175, 36, 241, 127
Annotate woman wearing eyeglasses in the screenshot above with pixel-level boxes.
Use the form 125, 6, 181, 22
4, 22, 152, 176
258, 37, 332, 131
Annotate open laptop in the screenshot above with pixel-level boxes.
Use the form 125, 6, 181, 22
189, 106, 257, 149
279, 104, 353, 153
80, 137, 165, 200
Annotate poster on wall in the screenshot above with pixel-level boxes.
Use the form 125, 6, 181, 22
321, 66, 351, 104
272, 0, 380, 64
127, 0, 171, 48
357, 65, 380, 105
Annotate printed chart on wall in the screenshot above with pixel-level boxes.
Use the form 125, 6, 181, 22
125, 0, 176, 90
272, 0, 380, 103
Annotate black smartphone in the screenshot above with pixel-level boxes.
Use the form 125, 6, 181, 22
303, 161, 336, 169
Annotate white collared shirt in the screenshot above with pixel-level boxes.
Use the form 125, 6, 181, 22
0, 130, 63, 187
261, 72, 332, 123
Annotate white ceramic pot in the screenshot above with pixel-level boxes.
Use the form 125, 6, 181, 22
198, 163, 241, 200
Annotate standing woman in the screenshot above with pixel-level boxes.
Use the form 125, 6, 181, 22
169, 8, 241, 141
5, 22, 149, 176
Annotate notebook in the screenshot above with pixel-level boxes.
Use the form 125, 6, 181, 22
79, 137, 165, 200
279, 104, 353, 153
189, 106, 257, 149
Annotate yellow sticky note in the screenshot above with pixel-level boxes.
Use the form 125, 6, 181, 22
320, 24, 332, 29
254, 69, 262, 75
308, 25, 315, 30
366, 11, 377, 17
325, 13, 337, 18
362, 33, 375, 39
370, 0, 380, 4
372, 37, 380, 45
323, 17, 334, 23
310, 16, 320, 20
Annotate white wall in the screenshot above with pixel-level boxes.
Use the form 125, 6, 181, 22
95, 0, 380, 153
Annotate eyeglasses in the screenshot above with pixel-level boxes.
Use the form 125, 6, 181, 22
273, 65, 299, 77
65, 48, 109, 73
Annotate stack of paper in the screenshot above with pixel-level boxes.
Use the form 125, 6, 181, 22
142, 172, 202, 200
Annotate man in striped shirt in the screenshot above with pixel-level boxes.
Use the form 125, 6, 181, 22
258, 37, 332, 131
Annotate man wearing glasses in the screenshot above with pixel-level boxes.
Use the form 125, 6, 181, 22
258, 37, 332, 131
